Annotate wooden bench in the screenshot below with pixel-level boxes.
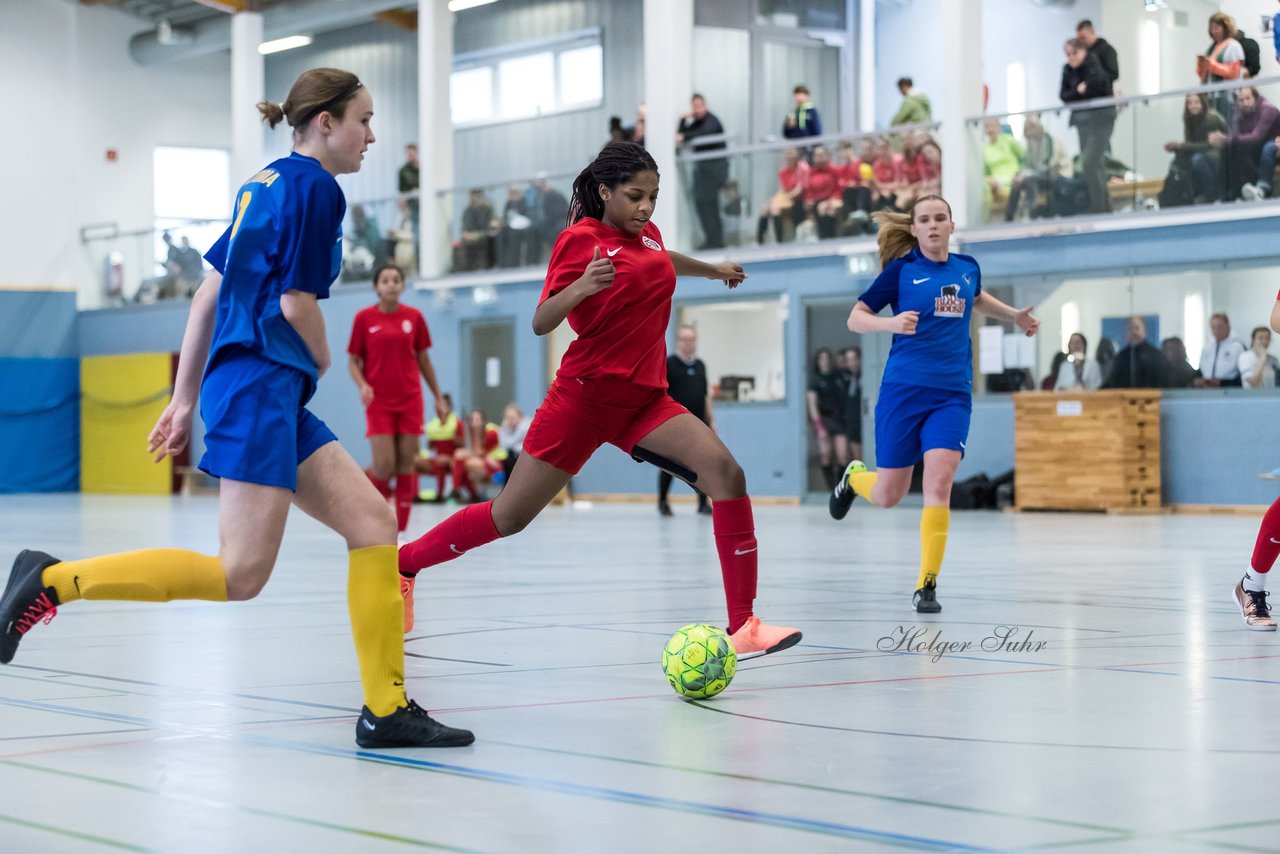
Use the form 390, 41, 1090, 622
1108, 178, 1164, 209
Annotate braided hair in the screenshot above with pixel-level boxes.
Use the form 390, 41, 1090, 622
567, 142, 659, 226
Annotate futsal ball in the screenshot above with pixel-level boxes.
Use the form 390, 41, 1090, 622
859, 162, 874, 181
662, 623, 737, 699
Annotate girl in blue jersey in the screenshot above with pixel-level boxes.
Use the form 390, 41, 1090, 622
0, 68, 472, 749
828, 196, 1039, 613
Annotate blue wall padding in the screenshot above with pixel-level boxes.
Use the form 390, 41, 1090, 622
0, 358, 80, 493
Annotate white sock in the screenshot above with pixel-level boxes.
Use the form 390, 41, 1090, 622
1243, 569, 1268, 593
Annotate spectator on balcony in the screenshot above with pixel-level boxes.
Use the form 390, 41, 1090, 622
1095, 335, 1117, 383
890, 77, 932, 127
458, 188, 497, 271
982, 118, 1024, 217
1007, 114, 1072, 220
802, 145, 842, 239
399, 143, 420, 239
1061, 37, 1116, 215
721, 180, 743, 245
497, 185, 537, 268
1199, 312, 1245, 387
782, 84, 822, 154
391, 197, 417, 272
531, 172, 569, 260
899, 131, 942, 211
868, 136, 905, 211
349, 204, 384, 270
1102, 316, 1168, 389
1240, 326, 1280, 388
1164, 92, 1227, 205
757, 147, 809, 244
1199, 13, 1245, 117
1161, 337, 1200, 388
677, 94, 729, 250
608, 115, 630, 145
1216, 87, 1280, 201
1054, 332, 1103, 391
629, 105, 646, 149
834, 140, 873, 233
174, 237, 205, 297
1076, 20, 1120, 88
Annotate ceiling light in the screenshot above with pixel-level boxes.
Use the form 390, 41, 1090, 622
448, 0, 499, 11
258, 35, 313, 55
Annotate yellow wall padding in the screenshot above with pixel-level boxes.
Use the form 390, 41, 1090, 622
81, 353, 172, 495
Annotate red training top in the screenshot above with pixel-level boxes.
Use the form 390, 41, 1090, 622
347, 304, 431, 408
540, 217, 676, 389
804, 164, 841, 203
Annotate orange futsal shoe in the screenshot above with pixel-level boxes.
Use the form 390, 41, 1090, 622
729, 616, 802, 660
400, 573, 416, 634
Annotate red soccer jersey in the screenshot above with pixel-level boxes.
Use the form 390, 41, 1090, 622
540, 218, 676, 389
778, 161, 810, 193
804, 165, 840, 203
873, 154, 903, 185
347, 304, 431, 407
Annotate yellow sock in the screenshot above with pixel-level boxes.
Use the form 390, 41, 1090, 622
44, 550, 227, 604
850, 471, 878, 503
917, 506, 950, 590
348, 545, 407, 717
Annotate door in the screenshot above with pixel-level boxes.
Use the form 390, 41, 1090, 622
464, 318, 516, 425
803, 297, 861, 494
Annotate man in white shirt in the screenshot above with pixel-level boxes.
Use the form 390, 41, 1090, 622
1199, 312, 1245, 387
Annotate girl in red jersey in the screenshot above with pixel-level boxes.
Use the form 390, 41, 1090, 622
398, 142, 801, 659
452, 409, 505, 502
348, 264, 448, 534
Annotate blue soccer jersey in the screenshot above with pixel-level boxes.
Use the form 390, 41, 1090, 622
857, 248, 982, 393
203, 152, 345, 387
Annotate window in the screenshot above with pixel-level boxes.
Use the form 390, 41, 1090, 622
450, 66, 494, 124
450, 33, 603, 127
678, 298, 787, 402
152, 146, 231, 281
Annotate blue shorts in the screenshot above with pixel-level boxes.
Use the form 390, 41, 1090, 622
874, 383, 972, 470
199, 350, 335, 491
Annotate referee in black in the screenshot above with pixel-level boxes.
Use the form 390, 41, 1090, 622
659, 324, 716, 516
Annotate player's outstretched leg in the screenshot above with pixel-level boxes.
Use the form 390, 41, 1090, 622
1234, 496, 1280, 631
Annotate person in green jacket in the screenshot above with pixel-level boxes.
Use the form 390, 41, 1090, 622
891, 77, 933, 127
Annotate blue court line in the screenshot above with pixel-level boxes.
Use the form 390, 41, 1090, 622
247, 737, 1005, 853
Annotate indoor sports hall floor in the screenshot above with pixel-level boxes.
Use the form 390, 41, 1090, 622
0, 493, 1273, 853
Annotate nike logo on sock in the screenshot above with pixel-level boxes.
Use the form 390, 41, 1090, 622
450, 544, 464, 555
73, 575, 81, 595
734, 547, 757, 555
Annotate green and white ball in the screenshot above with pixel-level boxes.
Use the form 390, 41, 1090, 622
662, 623, 737, 699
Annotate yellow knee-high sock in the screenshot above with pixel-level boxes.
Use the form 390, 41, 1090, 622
348, 545, 407, 717
917, 506, 950, 589
44, 550, 227, 604
850, 471, 878, 503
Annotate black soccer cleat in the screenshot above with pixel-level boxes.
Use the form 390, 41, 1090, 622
1, 550, 63, 664
913, 579, 942, 614
829, 460, 866, 520
355, 699, 475, 748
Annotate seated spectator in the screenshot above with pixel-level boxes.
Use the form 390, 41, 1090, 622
1161, 337, 1200, 388
497, 184, 537, 268
452, 409, 506, 502
497, 403, 531, 482
1095, 336, 1117, 384
415, 394, 462, 502
1239, 326, 1280, 388
1008, 114, 1072, 220
982, 118, 1024, 216
347, 205, 384, 277
898, 130, 942, 210
1163, 92, 1228, 205
608, 115, 631, 144
803, 145, 842, 239
721, 180, 744, 245
531, 173, 570, 261
391, 197, 416, 271
630, 105, 646, 148
1214, 86, 1280, 201
868, 136, 905, 211
1199, 311, 1245, 387
835, 140, 873, 230
1042, 351, 1069, 390
174, 236, 204, 297
1102, 317, 1168, 388
458, 188, 498, 271
1054, 332, 1103, 390
757, 147, 809, 244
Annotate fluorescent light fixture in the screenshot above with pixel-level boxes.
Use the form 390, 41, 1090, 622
1144, 0, 1168, 11
258, 35, 312, 55
448, 0, 499, 11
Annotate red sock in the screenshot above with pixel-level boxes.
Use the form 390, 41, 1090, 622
435, 465, 447, 499
394, 474, 415, 533
399, 501, 500, 577
451, 458, 473, 497
366, 469, 392, 499
712, 495, 758, 634
1251, 496, 1280, 574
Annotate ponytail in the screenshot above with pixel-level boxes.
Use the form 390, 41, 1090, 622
256, 67, 363, 134
567, 141, 659, 226
873, 194, 951, 269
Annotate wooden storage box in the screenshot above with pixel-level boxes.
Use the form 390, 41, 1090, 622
1013, 390, 1161, 512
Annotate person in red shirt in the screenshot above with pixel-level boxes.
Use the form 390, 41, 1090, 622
803, 145, 842, 239
415, 393, 463, 503
348, 264, 447, 534
756, 147, 809, 244
452, 409, 506, 502
398, 142, 802, 661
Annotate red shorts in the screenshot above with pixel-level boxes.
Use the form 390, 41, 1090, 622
522, 377, 691, 475
366, 398, 424, 437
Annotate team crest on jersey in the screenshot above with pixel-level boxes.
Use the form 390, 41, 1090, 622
402, 319, 413, 334
934, 284, 966, 318
642, 235, 662, 251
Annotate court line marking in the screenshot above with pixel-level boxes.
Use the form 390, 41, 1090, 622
0, 811, 145, 851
